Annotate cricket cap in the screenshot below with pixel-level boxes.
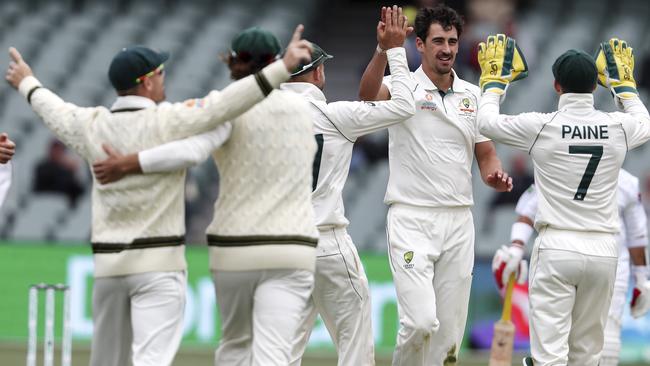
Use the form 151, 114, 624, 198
108, 45, 169, 92
290, 42, 333, 77
552, 49, 598, 93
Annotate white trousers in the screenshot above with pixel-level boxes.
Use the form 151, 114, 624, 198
387, 204, 474, 366
212, 269, 314, 366
290, 227, 374, 366
90, 271, 186, 366
529, 229, 618, 366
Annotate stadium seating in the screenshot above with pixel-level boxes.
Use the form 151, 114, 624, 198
0, 0, 648, 258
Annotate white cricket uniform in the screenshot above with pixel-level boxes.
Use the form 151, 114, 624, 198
283, 47, 415, 366
139, 47, 415, 366
0, 162, 12, 208
18, 61, 291, 366
382, 67, 487, 366
515, 171, 648, 365
479, 91, 650, 366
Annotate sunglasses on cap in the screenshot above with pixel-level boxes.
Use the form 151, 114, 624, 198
135, 64, 165, 84
229, 50, 279, 64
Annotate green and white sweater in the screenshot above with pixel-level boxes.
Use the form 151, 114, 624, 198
206, 89, 318, 272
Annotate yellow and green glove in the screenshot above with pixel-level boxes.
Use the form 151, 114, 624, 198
478, 34, 528, 95
595, 38, 637, 99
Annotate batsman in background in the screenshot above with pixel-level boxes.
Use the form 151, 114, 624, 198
498, 173, 650, 366
5, 26, 312, 366
477, 34, 650, 365
359, 4, 512, 365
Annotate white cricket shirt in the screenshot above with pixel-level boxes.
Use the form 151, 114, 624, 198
480, 92, 650, 236
281, 47, 415, 230
382, 67, 489, 207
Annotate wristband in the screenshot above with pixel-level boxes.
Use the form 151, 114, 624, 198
376, 44, 387, 55
510, 222, 534, 245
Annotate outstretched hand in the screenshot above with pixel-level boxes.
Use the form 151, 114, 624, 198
282, 24, 312, 72
5, 47, 33, 89
93, 144, 129, 184
486, 169, 513, 192
377, 5, 413, 50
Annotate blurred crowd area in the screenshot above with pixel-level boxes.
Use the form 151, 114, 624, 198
1, 0, 650, 257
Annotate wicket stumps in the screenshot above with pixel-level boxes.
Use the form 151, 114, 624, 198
27, 283, 71, 366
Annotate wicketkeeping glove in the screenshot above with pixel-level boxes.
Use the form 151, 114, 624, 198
595, 38, 638, 99
478, 34, 528, 95
492, 244, 528, 291
631, 265, 650, 319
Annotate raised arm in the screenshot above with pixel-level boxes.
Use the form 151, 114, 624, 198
358, 6, 407, 101
6, 48, 97, 153
93, 123, 231, 184
155, 25, 314, 141
328, 5, 415, 139
595, 38, 650, 149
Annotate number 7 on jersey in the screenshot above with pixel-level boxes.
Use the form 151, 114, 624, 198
569, 145, 603, 201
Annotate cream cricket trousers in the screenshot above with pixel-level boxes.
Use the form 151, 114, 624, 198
599, 249, 629, 366
387, 204, 474, 366
529, 228, 618, 366
90, 271, 186, 366
212, 269, 314, 366
290, 227, 374, 366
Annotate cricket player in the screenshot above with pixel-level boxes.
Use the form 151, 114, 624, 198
476, 34, 650, 365
91, 27, 319, 366
5, 26, 312, 366
495, 173, 650, 366
358, 5, 512, 365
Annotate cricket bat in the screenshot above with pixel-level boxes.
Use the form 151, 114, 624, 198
488, 274, 516, 366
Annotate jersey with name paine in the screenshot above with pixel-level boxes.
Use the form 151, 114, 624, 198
382, 68, 488, 208
280, 47, 414, 229
480, 92, 650, 234
516, 169, 648, 251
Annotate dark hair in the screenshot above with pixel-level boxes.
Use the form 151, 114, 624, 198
415, 4, 464, 41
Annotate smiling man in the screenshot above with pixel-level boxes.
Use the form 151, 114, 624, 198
359, 4, 511, 366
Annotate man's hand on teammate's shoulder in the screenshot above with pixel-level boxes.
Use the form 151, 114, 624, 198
92, 144, 141, 184
486, 169, 513, 192
492, 243, 527, 291
0, 133, 15, 164
631, 265, 650, 318
5, 47, 33, 89
595, 37, 638, 99
477, 34, 528, 95
376, 5, 413, 51
282, 25, 313, 72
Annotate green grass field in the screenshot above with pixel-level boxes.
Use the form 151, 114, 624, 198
2, 342, 647, 366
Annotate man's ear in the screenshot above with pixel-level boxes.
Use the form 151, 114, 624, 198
415, 37, 425, 53
553, 80, 562, 94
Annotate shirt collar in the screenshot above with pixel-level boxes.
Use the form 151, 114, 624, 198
110, 95, 157, 112
280, 82, 327, 102
557, 93, 595, 111
413, 66, 467, 93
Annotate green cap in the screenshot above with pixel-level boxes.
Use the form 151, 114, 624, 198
231, 27, 281, 63
291, 42, 333, 77
552, 49, 597, 93
108, 45, 169, 91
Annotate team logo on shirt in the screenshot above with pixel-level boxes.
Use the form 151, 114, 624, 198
403, 251, 414, 269
183, 98, 206, 108
458, 97, 475, 114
